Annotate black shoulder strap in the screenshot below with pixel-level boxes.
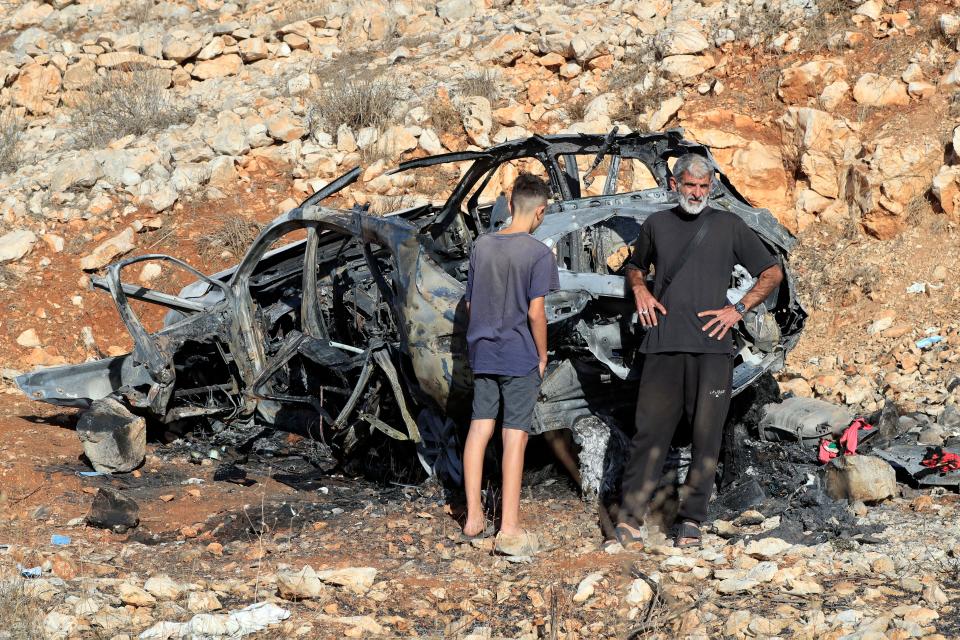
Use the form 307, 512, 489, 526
654, 212, 713, 300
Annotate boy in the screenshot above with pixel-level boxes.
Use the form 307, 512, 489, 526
462, 173, 559, 556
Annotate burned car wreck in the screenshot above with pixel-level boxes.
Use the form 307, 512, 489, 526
17, 130, 806, 493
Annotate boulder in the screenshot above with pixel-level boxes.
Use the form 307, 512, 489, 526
655, 20, 710, 56
277, 566, 327, 599
79, 228, 135, 271
144, 575, 186, 601
778, 59, 847, 104
266, 112, 307, 142
819, 80, 849, 111
191, 54, 243, 80
932, 165, 960, 216
238, 37, 269, 63
824, 455, 896, 502
50, 153, 103, 193
77, 398, 146, 472
374, 126, 418, 158
11, 63, 61, 115
437, 0, 476, 22
454, 96, 492, 147
161, 30, 204, 62
0, 229, 37, 263
475, 33, 527, 65
852, 74, 909, 107
648, 96, 683, 131
659, 54, 715, 81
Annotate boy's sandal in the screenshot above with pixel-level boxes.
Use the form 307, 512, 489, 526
457, 524, 495, 544
674, 520, 702, 549
610, 523, 645, 550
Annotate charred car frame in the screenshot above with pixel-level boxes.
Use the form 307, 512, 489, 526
17, 130, 806, 490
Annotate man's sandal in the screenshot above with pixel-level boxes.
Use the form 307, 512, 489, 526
674, 520, 702, 549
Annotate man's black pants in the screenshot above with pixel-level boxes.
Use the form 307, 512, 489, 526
620, 352, 733, 525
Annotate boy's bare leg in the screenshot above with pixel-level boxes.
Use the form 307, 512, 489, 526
463, 418, 496, 536
500, 427, 529, 536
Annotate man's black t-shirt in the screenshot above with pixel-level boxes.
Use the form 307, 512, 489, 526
625, 206, 777, 355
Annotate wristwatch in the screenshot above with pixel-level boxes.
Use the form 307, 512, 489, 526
734, 301, 747, 315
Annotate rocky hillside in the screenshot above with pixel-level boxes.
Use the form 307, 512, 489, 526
0, 0, 960, 416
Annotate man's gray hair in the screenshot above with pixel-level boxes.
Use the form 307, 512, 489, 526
673, 154, 715, 183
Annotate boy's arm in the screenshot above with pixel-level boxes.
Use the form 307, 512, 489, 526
528, 296, 548, 377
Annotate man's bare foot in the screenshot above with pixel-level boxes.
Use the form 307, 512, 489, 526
463, 516, 487, 537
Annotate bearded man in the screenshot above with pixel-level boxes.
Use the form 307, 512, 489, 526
612, 153, 784, 549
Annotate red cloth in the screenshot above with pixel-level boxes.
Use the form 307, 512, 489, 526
839, 417, 874, 456
921, 447, 960, 473
818, 439, 839, 464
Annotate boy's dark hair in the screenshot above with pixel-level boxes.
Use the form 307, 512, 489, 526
510, 173, 550, 216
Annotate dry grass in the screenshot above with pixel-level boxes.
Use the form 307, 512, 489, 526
0, 109, 25, 175
71, 69, 195, 149
457, 69, 500, 103
0, 578, 45, 640
565, 96, 588, 123
427, 97, 462, 137
306, 74, 398, 136
202, 218, 262, 260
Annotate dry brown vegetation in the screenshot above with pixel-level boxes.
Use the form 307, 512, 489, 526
307, 73, 398, 135
457, 69, 500, 104
0, 578, 44, 640
201, 217, 263, 260
71, 69, 196, 149
0, 109, 25, 176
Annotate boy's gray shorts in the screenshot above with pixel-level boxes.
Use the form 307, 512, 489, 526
471, 368, 542, 432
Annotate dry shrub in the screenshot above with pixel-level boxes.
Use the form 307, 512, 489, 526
202, 218, 262, 260
457, 69, 500, 103
307, 74, 398, 135
565, 96, 588, 123
72, 68, 195, 149
427, 97, 462, 137
0, 579, 44, 640
0, 109, 25, 175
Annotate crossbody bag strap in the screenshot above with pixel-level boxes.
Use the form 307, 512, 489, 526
654, 212, 713, 300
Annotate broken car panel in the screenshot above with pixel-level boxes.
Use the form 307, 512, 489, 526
17, 130, 807, 487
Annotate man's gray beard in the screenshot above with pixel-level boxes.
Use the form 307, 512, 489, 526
678, 193, 707, 215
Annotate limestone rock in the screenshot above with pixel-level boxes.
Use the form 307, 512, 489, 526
11, 2, 54, 30
139, 262, 162, 284
238, 37, 269, 62
161, 30, 204, 62
62, 59, 97, 91
625, 577, 654, 606
655, 20, 710, 56
744, 537, 792, 560
191, 54, 243, 80
660, 54, 716, 81
573, 572, 603, 603
12, 63, 61, 114
778, 59, 847, 104
853, 74, 909, 107
208, 156, 237, 189
145, 575, 185, 601
454, 96, 492, 146
648, 96, 683, 131
824, 454, 896, 502
819, 80, 850, 111
118, 583, 156, 607
941, 14, 960, 37
277, 566, 327, 599
42, 611, 78, 640
187, 591, 222, 613
437, 0, 476, 22
475, 33, 526, 65
0, 229, 37, 263
16, 329, 41, 348
50, 153, 103, 193
77, 397, 146, 473
375, 126, 418, 158
79, 228, 135, 271
267, 112, 307, 142
932, 165, 960, 216
316, 567, 378, 593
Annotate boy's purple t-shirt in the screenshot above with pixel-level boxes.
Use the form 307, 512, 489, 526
465, 232, 561, 376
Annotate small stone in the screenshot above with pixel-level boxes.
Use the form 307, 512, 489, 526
118, 583, 156, 607
187, 591, 222, 613
144, 575, 185, 601
16, 329, 41, 348
744, 537, 792, 560
572, 572, 603, 603
625, 577, 654, 606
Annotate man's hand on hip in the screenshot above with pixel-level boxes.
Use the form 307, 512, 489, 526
634, 288, 667, 328
698, 305, 742, 340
